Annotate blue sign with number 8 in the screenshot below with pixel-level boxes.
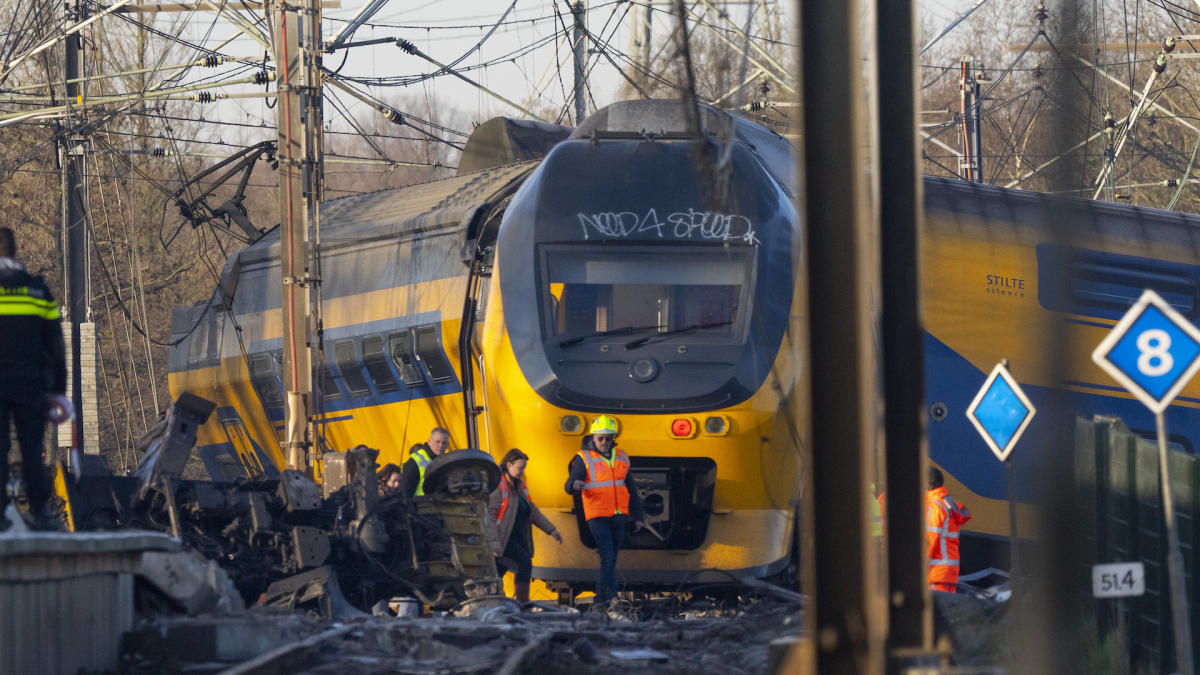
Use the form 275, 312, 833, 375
1107, 306, 1200, 399
1093, 289, 1200, 413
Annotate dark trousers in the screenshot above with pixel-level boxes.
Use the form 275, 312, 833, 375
0, 397, 49, 512
499, 536, 533, 584
587, 514, 629, 603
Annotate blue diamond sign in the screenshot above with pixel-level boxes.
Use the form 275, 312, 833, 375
1092, 289, 1200, 414
966, 362, 1036, 462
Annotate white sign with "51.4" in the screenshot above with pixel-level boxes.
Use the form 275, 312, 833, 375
1092, 562, 1146, 598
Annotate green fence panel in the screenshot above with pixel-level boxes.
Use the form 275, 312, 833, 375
1076, 415, 1199, 674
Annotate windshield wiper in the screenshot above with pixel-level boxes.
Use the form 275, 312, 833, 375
558, 324, 666, 348
623, 320, 734, 349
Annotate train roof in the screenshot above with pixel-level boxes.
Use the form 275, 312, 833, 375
925, 175, 1200, 231
455, 117, 573, 176
234, 161, 537, 268
570, 99, 794, 194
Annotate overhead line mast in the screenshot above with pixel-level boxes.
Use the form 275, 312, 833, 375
62, 0, 92, 458
572, 1, 586, 124
266, 0, 324, 470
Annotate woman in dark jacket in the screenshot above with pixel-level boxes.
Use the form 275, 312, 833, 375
377, 463, 403, 496
488, 448, 562, 603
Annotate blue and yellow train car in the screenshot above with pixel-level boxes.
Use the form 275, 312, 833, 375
923, 177, 1200, 566
169, 100, 807, 592
168, 159, 538, 479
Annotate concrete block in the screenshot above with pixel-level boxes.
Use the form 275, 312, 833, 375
138, 550, 245, 616
0, 531, 179, 675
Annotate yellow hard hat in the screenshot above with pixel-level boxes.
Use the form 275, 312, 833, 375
589, 414, 619, 436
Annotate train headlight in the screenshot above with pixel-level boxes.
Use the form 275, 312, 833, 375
703, 415, 729, 436
629, 358, 660, 383
559, 414, 584, 435
669, 417, 697, 438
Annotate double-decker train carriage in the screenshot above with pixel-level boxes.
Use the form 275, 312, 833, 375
923, 178, 1200, 565
169, 99, 807, 593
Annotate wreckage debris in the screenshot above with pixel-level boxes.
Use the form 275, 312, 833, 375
47, 393, 813, 674
59, 393, 507, 620
121, 596, 804, 674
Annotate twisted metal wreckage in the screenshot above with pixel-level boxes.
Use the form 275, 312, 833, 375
54, 392, 507, 619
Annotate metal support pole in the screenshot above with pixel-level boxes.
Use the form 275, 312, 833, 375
876, 0, 935, 668
303, 0, 325, 459
959, 58, 982, 183
801, 0, 883, 671
63, 0, 88, 456
572, 1, 586, 125
1156, 412, 1194, 675
969, 67, 982, 183
267, 0, 321, 470
1006, 458, 1020, 597
640, 1, 652, 74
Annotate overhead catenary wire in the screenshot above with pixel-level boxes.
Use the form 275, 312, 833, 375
0, 0, 137, 85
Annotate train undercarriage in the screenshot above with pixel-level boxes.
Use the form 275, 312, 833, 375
54, 392, 507, 618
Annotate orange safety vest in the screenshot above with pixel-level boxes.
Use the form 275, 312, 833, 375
576, 447, 631, 521
495, 477, 530, 523
925, 486, 971, 593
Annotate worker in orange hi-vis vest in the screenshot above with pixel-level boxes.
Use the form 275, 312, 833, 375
925, 466, 972, 593
565, 415, 644, 608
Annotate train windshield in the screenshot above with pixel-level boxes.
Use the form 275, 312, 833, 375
542, 246, 753, 343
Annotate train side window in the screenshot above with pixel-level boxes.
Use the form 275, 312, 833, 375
207, 312, 224, 364
389, 331, 424, 387
187, 318, 209, 366
362, 335, 399, 393
1038, 245, 1200, 320
318, 360, 342, 401
248, 353, 283, 407
333, 339, 370, 397
415, 325, 455, 383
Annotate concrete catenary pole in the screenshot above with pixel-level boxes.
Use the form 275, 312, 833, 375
62, 0, 89, 456
572, 1, 586, 124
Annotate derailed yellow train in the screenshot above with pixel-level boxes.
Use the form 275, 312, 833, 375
170, 98, 1200, 587
169, 100, 807, 592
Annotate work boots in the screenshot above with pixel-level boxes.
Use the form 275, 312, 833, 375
514, 582, 530, 604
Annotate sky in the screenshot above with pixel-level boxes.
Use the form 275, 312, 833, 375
155, 0, 977, 153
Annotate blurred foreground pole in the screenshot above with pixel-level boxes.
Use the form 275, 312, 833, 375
799, 0, 885, 672
875, 0, 936, 670
1022, 0, 1086, 671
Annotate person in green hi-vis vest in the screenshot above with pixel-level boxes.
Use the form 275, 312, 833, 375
401, 427, 451, 497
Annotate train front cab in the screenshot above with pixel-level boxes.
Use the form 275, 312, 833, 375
476, 100, 807, 589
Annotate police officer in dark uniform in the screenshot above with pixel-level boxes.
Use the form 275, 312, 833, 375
0, 228, 68, 530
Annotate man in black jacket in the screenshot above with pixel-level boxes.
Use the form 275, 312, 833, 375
0, 228, 68, 530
